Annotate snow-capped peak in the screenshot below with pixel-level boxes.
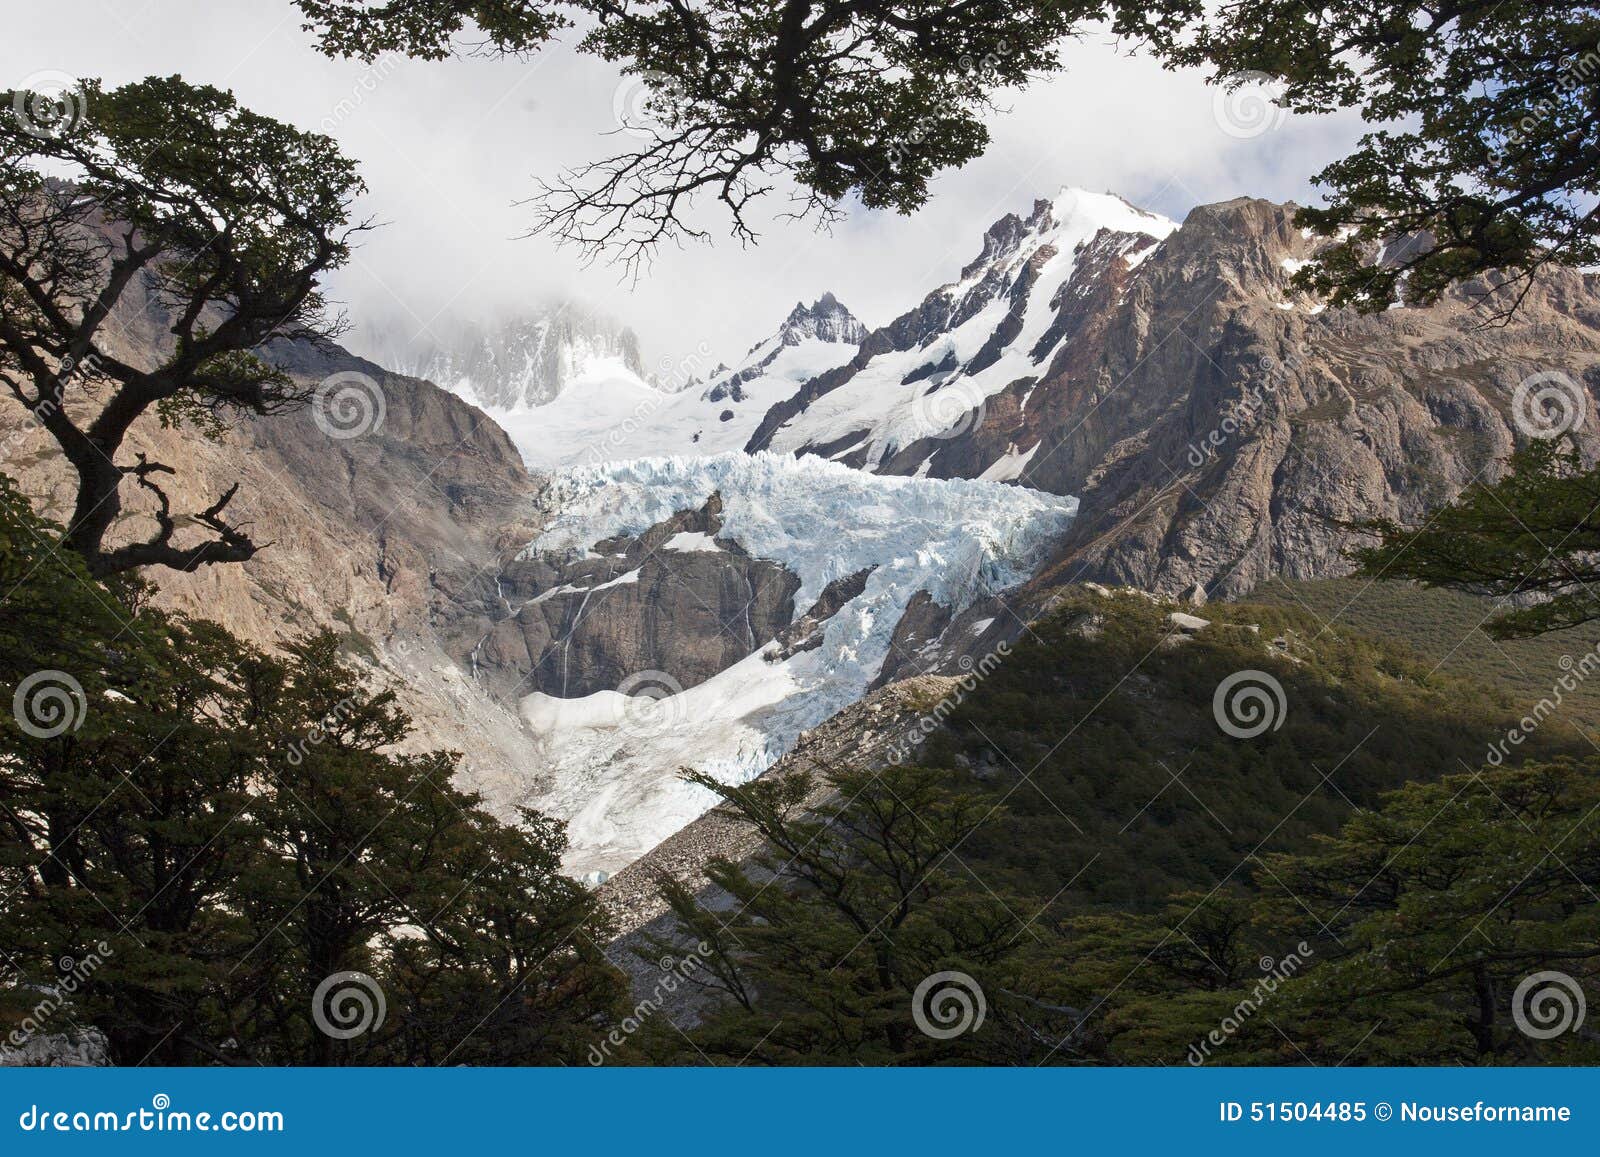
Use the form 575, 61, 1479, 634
1048, 186, 1176, 238
753, 189, 1177, 471
487, 295, 867, 471
773, 292, 868, 348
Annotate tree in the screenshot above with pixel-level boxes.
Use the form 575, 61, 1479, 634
1354, 441, 1600, 638
1159, 1, 1600, 319
644, 762, 1055, 1064
0, 485, 624, 1064
296, 1, 1599, 311
0, 75, 367, 578
1250, 760, 1600, 1064
297, 0, 1114, 273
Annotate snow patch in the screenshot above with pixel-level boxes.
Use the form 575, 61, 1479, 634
978, 441, 1040, 482
663, 530, 720, 552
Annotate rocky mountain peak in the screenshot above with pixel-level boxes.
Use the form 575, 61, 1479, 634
774, 292, 867, 348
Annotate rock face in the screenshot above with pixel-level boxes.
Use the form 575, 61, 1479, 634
1027, 200, 1600, 599
357, 301, 648, 411
745, 189, 1176, 468
471, 494, 801, 699
0, 287, 546, 804
771, 291, 868, 347
745, 190, 1600, 602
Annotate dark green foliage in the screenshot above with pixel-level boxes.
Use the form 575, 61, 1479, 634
0, 479, 623, 1064
1353, 442, 1600, 638
645, 762, 1065, 1064
915, 591, 1580, 913
661, 592, 1600, 1065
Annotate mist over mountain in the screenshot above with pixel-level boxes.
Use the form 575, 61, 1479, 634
355, 301, 648, 413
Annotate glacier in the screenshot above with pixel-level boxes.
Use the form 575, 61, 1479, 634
517, 452, 1078, 876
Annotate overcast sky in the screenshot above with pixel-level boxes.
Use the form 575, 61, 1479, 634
5, 0, 1367, 369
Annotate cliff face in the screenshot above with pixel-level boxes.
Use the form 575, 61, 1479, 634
0, 319, 545, 801
471, 493, 802, 701
1031, 200, 1600, 599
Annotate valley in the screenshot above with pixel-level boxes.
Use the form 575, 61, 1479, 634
5, 182, 1599, 892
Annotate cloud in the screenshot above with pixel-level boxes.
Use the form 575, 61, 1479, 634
4, 2, 1365, 369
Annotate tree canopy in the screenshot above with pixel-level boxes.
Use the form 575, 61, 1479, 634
296, 0, 1600, 310
1355, 442, 1600, 638
0, 75, 367, 577
0, 477, 624, 1064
